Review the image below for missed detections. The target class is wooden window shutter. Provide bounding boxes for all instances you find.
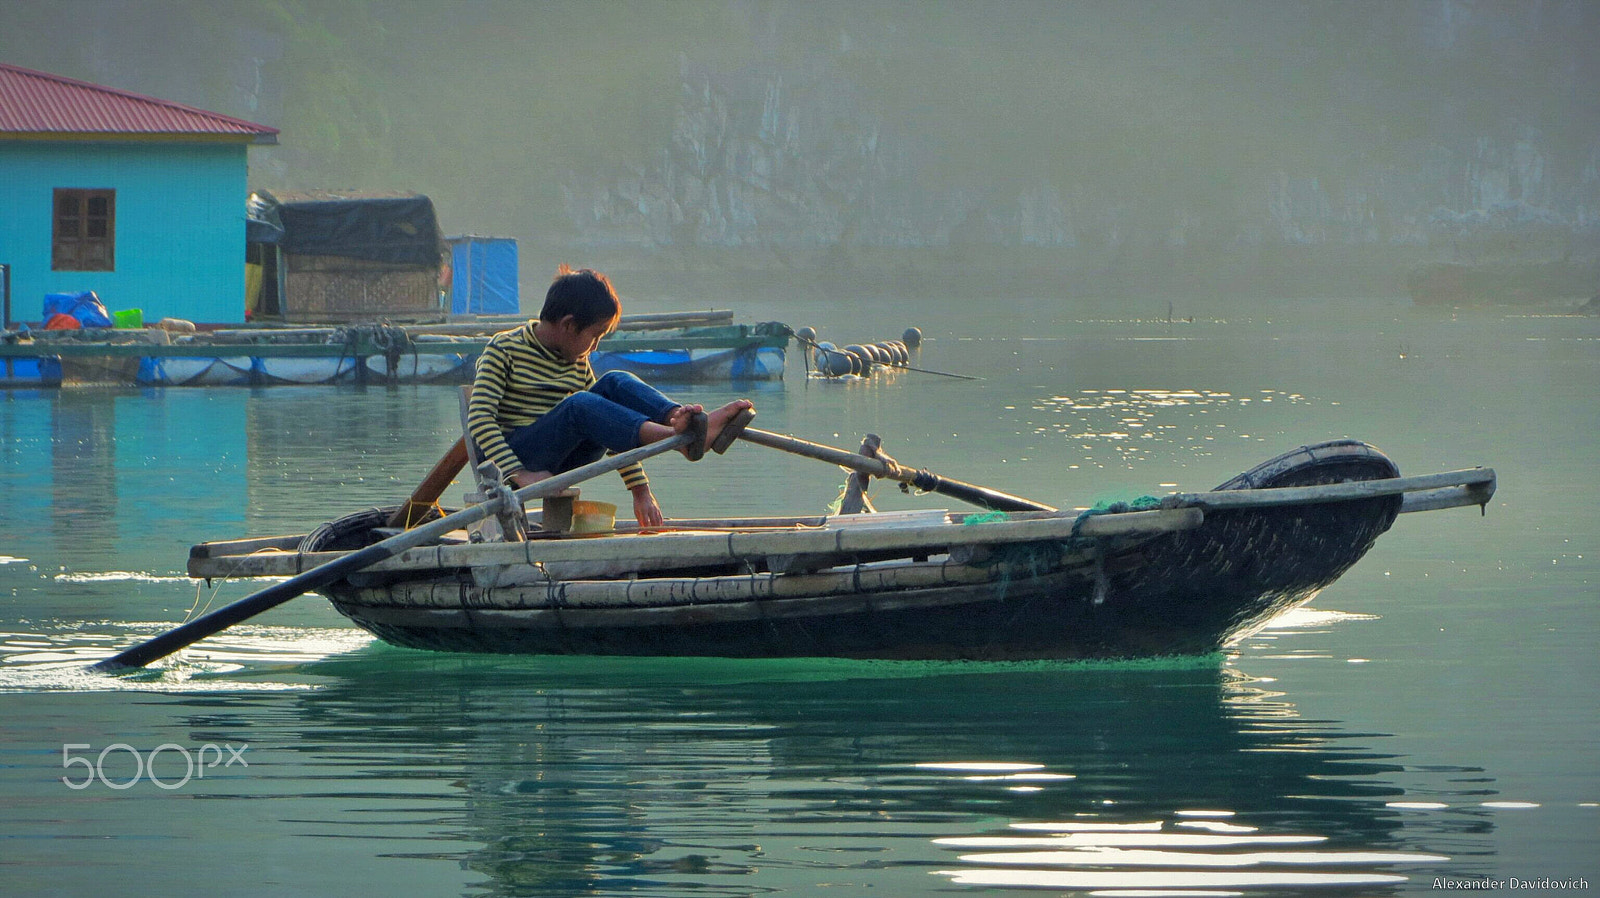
[52,188,115,272]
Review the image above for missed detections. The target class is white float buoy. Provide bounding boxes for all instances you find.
[815,348,854,376]
[843,345,873,373]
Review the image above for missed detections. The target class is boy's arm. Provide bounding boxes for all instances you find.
[466,343,525,482]
[630,482,664,527]
[618,461,648,491]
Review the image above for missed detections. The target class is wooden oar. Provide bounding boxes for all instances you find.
[89,432,694,673]
[387,437,469,528]
[736,427,1056,513]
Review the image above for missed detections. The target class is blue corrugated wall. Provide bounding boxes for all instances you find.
[0,141,248,325]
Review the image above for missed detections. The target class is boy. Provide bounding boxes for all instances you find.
[467,266,755,527]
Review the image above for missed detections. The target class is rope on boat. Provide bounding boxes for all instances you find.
[979,540,1063,603]
[396,500,444,529]
[299,504,448,553]
[1071,496,1163,535]
[954,497,1162,603]
[953,509,1049,601]
[1069,497,1161,605]
[825,483,847,516]
[182,544,314,629]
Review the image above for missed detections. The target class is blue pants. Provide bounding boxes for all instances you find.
[504,371,679,475]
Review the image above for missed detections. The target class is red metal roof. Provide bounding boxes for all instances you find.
[0,63,277,144]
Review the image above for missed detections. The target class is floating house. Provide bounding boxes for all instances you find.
[0,63,278,326]
[246,189,448,322]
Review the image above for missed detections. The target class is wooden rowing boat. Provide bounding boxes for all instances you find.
[186,439,1495,661]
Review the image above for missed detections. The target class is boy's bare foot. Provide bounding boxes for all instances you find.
[660,400,753,460]
[665,403,704,434]
[706,400,756,454]
[509,469,552,489]
[680,411,709,461]
[661,404,710,460]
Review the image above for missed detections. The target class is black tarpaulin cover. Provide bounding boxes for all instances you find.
[248,189,444,266]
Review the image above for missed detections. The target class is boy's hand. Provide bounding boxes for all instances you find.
[631,485,664,528]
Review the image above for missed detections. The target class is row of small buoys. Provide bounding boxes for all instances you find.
[802,327,922,377]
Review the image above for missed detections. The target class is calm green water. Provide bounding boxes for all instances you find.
[2,295,1595,896]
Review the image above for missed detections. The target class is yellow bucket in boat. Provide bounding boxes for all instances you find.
[570,500,617,534]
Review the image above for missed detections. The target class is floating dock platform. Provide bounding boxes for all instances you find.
[0,313,790,388]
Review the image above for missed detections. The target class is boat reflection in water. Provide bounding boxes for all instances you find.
[228,652,1498,897]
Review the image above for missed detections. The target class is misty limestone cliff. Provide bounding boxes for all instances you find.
[11,0,1596,295]
[565,61,1598,264]
[560,60,1074,251]
[1257,131,1600,249]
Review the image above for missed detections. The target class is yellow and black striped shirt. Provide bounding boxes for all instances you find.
[467,322,648,490]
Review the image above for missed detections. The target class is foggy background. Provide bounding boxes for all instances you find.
[4,0,1597,302]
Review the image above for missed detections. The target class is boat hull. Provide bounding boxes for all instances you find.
[318,442,1403,661]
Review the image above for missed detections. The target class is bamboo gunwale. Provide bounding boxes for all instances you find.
[190,507,1203,580]
[1396,483,1496,514]
[1165,467,1494,510]
[187,467,1493,583]
[184,473,1471,568]
[186,515,840,561]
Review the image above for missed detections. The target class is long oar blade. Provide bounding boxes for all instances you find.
[89,538,422,673]
[91,432,692,673]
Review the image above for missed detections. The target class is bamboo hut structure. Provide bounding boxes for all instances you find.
[247,190,446,322]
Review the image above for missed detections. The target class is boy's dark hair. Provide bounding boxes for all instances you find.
[539,265,620,329]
